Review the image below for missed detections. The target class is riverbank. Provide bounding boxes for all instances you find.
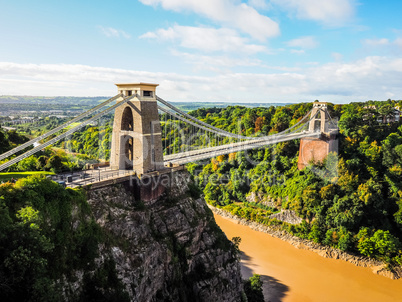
[209,205,402,280]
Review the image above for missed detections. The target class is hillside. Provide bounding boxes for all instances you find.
[0,172,243,301]
[3,98,402,274]
[187,100,402,271]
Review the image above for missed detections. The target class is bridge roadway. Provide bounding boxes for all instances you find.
[52,165,185,188]
[49,167,133,188]
[10,131,319,188]
[163,130,320,165]
[45,131,319,188]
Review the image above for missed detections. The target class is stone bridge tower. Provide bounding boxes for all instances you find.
[110,83,164,175]
[297,102,338,169]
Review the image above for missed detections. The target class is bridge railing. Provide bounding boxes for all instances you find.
[48,167,134,188]
[157,100,324,156]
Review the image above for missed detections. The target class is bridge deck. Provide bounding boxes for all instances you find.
[164,131,320,165]
[51,165,185,189]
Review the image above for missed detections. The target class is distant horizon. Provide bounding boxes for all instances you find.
[0,94,371,105]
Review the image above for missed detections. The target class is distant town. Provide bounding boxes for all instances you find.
[0,95,293,133]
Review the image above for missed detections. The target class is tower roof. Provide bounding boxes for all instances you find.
[115,82,159,89]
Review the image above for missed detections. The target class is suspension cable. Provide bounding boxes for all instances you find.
[158,105,237,139]
[0,93,123,161]
[157,95,256,139]
[0,94,136,172]
[157,95,316,140]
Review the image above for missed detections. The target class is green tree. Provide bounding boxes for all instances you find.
[46,155,63,172]
[271,107,291,132]
[357,228,400,261]
[382,133,402,168]
[231,236,242,258]
[337,226,353,251]
[17,155,38,171]
[244,274,264,302]
[308,222,322,243]
[371,230,400,260]
[356,227,375,257]
[36,155,48,170]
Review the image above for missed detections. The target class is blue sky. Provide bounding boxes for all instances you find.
[1,0,402,103]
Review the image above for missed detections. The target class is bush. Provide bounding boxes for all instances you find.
[244,274,264,302]
[357,228,401,261]
[0,175,127,300]
[187,182,201,199]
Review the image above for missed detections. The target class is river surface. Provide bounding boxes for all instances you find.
[214,213,402,302]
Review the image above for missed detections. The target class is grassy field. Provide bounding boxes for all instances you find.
[0,171,55,182]
[64,122,81,130]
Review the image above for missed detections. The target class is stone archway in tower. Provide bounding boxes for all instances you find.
[120,135,134,170]
[314,110,321,131]
[120,106,134,169]
[121,106,134,131]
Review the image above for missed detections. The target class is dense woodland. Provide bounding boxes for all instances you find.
[0,176,130,301]
[2,99,402,269]
[185,100,402,268]
[0,126,95,175]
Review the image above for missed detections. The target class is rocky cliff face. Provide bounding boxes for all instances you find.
[246,192,301,225]
[67,171,243,301]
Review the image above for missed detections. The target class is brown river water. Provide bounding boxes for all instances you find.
[214,214,402,302]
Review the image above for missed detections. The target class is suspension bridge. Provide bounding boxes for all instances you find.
[0,83,338,184]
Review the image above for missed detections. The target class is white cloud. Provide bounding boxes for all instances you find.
[331,52,343,61]
[98,26,131,39]
[290,49,305,54]
[171,50,301,72]
[395,38,402,47]
[271,0,355,26]
[305,56,402,99]
[138,0,279,41]
[1,57,402,102]
[362,37,402,54]
[286,36,318,49]
[248,0,270,10]
[170,50,263,73]
[363,38,389,46]
[140,25,268,53]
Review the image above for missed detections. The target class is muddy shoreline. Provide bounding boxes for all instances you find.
[209,205,402,279]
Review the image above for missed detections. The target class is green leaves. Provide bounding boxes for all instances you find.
[357,228,401,260]
[191,100,402,264]
[244,274,264,302]
[231,236,241,256]
[382,133,402,168]
[0,174,103,300]
[16,206,40,229]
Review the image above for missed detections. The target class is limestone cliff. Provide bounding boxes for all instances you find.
[64,171,243,301]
